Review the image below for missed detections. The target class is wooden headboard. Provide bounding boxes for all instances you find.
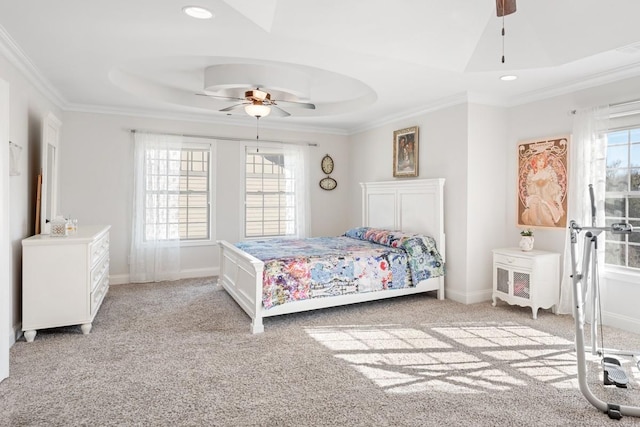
[360,178,446,261]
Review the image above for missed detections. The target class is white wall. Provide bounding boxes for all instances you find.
[58,112,351,282]
[346,103,511,305]
[348,103,483,303]
[1,77,10,380]
[0,53,63,341]
[423,105,472,302]
[466,103,509,303]
[506,75,640,334]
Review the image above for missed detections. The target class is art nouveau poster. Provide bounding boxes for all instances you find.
[517,136,569,229]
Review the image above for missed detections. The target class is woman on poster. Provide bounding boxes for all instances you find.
[521,152,564,226]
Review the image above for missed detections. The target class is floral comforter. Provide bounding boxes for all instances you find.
[235,227,444,309]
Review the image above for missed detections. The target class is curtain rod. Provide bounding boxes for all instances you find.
[570,98,640,115]
[610,98,640,108]
[127,129,317,147]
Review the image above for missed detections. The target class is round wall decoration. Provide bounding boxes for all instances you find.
[319,177,337,191]
[319,154,336,190]
[321,154,334,174]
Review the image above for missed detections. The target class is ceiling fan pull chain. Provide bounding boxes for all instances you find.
[501,7,506,63]
[497,0,517,64]
[256,116,260,153]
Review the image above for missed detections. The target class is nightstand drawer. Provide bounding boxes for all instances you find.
[493,253,532,270]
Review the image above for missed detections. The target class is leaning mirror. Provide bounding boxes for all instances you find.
[40,113,61,234]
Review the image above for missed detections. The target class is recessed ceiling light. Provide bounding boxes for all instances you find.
[183,6,214,19]
[500,75,518,81]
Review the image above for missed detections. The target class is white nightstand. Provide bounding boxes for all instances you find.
[492,248,560,319]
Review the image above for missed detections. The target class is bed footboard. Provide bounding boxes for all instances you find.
[217,240,265,333]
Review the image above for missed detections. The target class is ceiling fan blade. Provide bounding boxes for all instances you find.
[496,0,516,17]
[270,105,291,118]
[271,99,316,110]
[219,103,247,112]
[273,99,316,110]
[196,92,246,102]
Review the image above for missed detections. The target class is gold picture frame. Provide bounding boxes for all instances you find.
[517,135,570,229]
[393,126,419,177]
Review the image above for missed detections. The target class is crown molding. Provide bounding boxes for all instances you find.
[0,25,67,109]
[65,103,351,136]
[506,61,640,107]
[349,92,469,135]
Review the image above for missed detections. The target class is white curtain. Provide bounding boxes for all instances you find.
[557,106,609,314]
[130,132,183,283]
[283,144,310,238]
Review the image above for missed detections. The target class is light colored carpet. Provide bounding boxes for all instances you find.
[2,277,640,426]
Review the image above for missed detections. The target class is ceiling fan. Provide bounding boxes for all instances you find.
[496,0,516,16]
[198,88,316,118]
[496,0,517,63]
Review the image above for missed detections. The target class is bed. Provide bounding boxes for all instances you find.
[217,178,446,333]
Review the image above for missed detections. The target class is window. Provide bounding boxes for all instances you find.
[143,141,214,243]
[243,144,308,239]
[604,127,640,268]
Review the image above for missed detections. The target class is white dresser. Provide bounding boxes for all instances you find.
[22,225,110,342]
[492,247,560,319]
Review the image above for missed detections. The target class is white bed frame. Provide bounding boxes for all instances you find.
[218,178,446,333]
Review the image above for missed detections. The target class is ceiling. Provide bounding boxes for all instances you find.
[2,0,640,134]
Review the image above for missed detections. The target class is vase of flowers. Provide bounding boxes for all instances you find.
[519,229,534,251]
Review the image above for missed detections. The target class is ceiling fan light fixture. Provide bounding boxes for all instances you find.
[245,104,271,118]
[182,6,214,19]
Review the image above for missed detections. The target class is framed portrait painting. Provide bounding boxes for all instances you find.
[393,126,419,177]
[517,135,570,229]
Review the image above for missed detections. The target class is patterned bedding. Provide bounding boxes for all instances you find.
[235,227,444,309]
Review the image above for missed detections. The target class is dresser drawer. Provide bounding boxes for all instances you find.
[90,232,109,267]
[493,253,532,271]
[91,273,109,316]
[90,255,109,292]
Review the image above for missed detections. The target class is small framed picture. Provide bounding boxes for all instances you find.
[393,126,419,177]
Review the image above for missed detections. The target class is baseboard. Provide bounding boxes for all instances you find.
[11,322,22,346]
[446,287,492,305]
[109,267,220,286]
[602,310,640,336]
[181,267,219,279]
[109,273,131,285]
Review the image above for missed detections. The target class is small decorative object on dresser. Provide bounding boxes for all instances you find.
[519,229,534,251]
[49,216,68,237]
[22,225,110,342]
[492,247,560,319]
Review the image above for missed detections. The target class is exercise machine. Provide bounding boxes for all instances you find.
[569,185,640,419]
